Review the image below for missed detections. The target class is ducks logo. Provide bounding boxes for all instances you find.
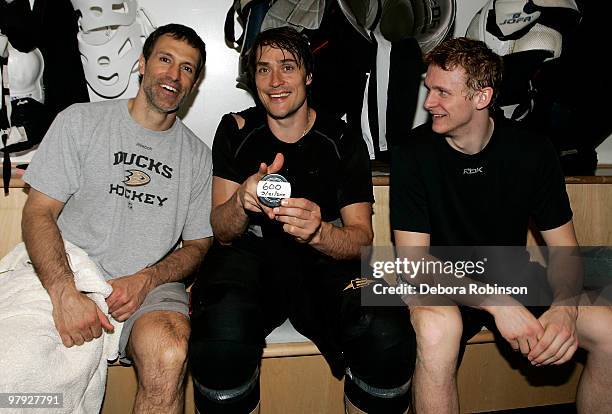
[123,170,151,186]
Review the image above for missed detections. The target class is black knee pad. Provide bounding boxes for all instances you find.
[189,288,264,413]
[342,308,415,413]
[343,308,415,385]
[344,370,411,414]
[192,366,260,414]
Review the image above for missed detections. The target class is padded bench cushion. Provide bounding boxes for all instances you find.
[262,319,495,358]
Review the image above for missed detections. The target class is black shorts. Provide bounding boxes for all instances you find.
[190,233,415,378]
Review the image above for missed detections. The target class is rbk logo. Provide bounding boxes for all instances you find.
[463,167,483,175]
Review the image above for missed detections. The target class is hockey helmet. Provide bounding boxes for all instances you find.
[337,0,456,53]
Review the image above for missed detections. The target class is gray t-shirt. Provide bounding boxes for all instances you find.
[24,99,213,279]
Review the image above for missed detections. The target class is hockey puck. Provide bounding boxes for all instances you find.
[257,173,291,207]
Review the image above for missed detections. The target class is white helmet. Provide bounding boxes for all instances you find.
[70,0,138,32]
[337,0,456,53]
[7,45,45,104]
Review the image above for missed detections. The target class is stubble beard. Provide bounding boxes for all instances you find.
[143,79,184,114]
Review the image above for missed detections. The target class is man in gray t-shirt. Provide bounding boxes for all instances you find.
[20,24,211,413]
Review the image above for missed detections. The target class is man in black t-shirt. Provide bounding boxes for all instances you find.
[188,27,415,414]
[391,38,612,414]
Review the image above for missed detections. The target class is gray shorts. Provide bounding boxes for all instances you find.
[118,282,189,364]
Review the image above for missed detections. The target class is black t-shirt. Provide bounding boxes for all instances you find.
[212,107,374,233]
[390,117,572,246]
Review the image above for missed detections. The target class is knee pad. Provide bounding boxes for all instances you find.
[189,334,261,391]
[343,308,416,384]
[189,289,264,386]
[193,366,260,414]
[189,285,265,414]
[342,308,414,413]
[344,368,411,414]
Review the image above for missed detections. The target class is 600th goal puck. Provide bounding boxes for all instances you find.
[257,174,291,207]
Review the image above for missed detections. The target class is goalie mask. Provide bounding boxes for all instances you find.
[71,0,153,99]
[77,22,143,99]
[71,0,138,32]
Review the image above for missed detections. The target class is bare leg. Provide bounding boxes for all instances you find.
[127,311,190,414]
[575,300,612,414]
[410,305,462,414]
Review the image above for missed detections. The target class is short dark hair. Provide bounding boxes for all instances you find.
[425,37,503,107]
[247,27,313,89]
[142,23,207,78]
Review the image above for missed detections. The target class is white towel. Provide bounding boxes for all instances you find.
[0,241,123,414]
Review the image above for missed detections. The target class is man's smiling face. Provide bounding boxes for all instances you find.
[423,64,480,137]
[254,45,311,120]
[139,34,200,114]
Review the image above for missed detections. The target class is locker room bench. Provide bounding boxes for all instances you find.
[2,176,610,413]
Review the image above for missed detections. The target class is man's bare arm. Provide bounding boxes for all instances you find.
[106,237,212,321]
[22,189,113,346]
[211,153,284,244]
[306,202,373,260]
[210,113,252,243]
[22,188,73,295]
[140,238,212,286]
[210,177,250,244]
[527,220,581,365]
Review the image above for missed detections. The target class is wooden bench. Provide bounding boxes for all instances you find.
[103,321,583,414]
[2,176,610,413]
